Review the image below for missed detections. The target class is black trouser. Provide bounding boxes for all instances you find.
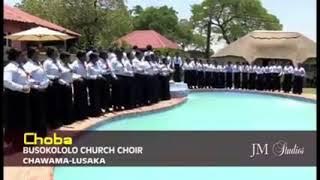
[217,72,225,88]
[293,76,303,94]
[234,72,240,89]
[190,70,197,88]
[101,74,112,111]
[256,74,264,91]
[88,79,102,116]
[184,70,190,87]
[197,71,205,88]
[29,88,47,137]
[122,75,136,109]
[4,89,31,149]
[226,72,233,89]
[249,73,256,90]
[212,72,218,88]
[159,75,171,100]
[73,79,89,120]
[174,64,181,82]
[58,84,74,125]
[46,80,63,128]
[242,72,248,89]
[265,73,272,91]
[205,71,211,88]
[283,74,293,93]
[134,74,144,106]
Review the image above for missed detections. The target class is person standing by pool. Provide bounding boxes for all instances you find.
[282,62,294,93]
[172,52,183,82]
[87,52,104,116]
[233,62,241,89]
[57,52,79,125]
[264,63,272,91]
[211,61,218,89]
[216,63,225,89]
[202,60,210,89]
[274,62,283,92]
[208,61,214,89]
[182,57,192,88]
[255,65,264,91]
[241,62,249,90]
[225,61,233,89]
[150,53,161,104]
[248,63,257,90]
[142,54,154,105]
[159,57,173,100]
[3,48,31,148]
[43,47,63,128]
[292,63,306,94]
[70,50,89,120]
[132,50,144,107]
[97,51,112,112]
[188,58,196,89]
[122,51,136,109]
[23,47,49,137]
[196,59,205,89]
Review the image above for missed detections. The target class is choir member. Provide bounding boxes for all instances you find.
[203,60,211,89]
[208,61,215,88]
[150,53,161,103]
[57,52,79,125]
[3,48,31,148]
[225,61,233,89]
[248,64,257,90]
[87,52,104,116]
[159,57,172,100]
[233,62,241,89]
[142,54,154,105]
[256,65,264,91]
[282,62,294,93]
[189,58,197,89]
[122,51,136,109]
[70,51,89,120]
[132,50,145,107]
[293,63,306,94]
[241,62,249,89]
[43,47,63,128]
[173,52,183,82]
[23,47,49,136]
[183,58,192,88]
[196,59,205,89]
[264,64,272,91]
[217,63,225,89]
[274,62,283,92]
[212,61,218,88]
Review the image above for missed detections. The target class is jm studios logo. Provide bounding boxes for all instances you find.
[249,140,304,158]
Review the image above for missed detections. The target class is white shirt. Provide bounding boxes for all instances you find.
[70,59,87,78]
[110,57,126,76]
[122,58,134,77]
[173,57,183,67]
[141,60,153,75]
[132,58,144,74]
[196,62,204,71]
[217,65,224,72]
[275,65,283,74]
[256,66,264,74]
[232,64,240,73]
[264,66,271,74]
[182,62,191,70]
[283,65,294,74]
[23,59,50,90]
[159,63,173,76]
[225,65,233,72]
[97,58,110,75]
[58,60,80,85]
[4,61,30,92]
[150,61,160,75]
[43,58,61,80]
[294,67,306,77]
[87,61,102,80]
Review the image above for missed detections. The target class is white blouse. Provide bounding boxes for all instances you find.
[23,59,50,89]
[4,61,30,92]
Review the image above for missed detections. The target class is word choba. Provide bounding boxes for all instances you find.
[24,132,73,146]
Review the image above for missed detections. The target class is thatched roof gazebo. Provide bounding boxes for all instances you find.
[212,31,316,66]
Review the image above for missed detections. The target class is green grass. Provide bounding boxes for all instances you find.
[303,88,316,94]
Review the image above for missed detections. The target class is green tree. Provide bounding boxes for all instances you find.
[17,0,133,49]
[191,0,282,58]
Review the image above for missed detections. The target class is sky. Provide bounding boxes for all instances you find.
[5,0,317,45]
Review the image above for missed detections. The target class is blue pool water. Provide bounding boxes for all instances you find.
[55,92,316,180]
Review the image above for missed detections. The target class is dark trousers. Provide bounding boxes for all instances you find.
[256,74,264,90]
[46,80,63,128]
[190,70,197,88]
[4,89,31,148]
[241,72,248,89]
[134,74,144,106]
[265,73,272,90]
[205,71,211,88]
[283,74,293,93]
[226,72,233,88]
[58,84,74,125]
[73,80,89,120]
[88,79,102,116]
[293,76,303,94]
[249,73,256,90]
[173,64,181,82]
[217,72,225,88]
[184,70,190,87]
[100,75,112,111]
[29,89,47,137]
[160,75,171,100]
[234,72,240,89]
[112,75,125,110]
[123,75,136,109]
[197,71,205,88]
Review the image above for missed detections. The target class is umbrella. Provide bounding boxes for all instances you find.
[5,26,75,41]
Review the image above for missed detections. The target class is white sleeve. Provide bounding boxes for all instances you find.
[43,61,59,80]
[3,69,24,92]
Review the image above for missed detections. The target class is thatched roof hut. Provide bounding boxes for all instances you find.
[212,31,316,65]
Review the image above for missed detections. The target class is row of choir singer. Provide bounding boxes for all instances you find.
[3,46,172,148]
[181,60,306,94]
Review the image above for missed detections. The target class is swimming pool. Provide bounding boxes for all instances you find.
[55,92,316,180]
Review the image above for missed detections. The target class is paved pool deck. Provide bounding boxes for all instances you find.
[3,90,316,180]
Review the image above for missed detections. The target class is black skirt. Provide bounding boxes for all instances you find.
[29,88,47,137]
[256,74,264,90]
[4,89,31,147]
[283,74,293,93]
[88,79,102,116]
[122,75,136,109]
[100,75,112,111]
[234,72,240,89]
[293,76,304,94]
[73,79,89,120]
[174,64,182,82]
[134,74,144,106]
[226,72,233,88]
[58,84,74,125]
[241,72,248,89]
[205,71,211,88]
[249,73,256,90]
[197,71,205,88]
[46,80,63,129]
